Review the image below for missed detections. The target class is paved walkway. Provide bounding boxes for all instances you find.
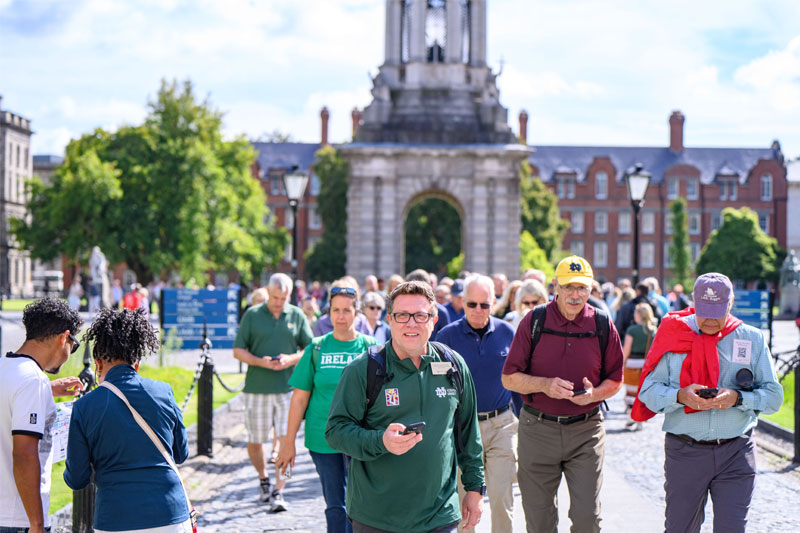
[178,389,800,532]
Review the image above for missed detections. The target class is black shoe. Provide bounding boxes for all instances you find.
[259,478,272,503]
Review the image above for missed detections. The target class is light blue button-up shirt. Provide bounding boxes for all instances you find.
[638,316,783,441]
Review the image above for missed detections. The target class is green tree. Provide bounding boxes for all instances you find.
[668,197,692,288]
[520,230,555,280]
[13,79,287,284]
[695,207,785,284]
[521,161,569,261]
[404,198,461,275]
[304,146,349,281]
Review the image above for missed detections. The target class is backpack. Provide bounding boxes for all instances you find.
[527,304,611,402]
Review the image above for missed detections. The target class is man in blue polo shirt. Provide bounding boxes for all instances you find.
[437,274,517,533]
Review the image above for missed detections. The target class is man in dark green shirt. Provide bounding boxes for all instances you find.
[326,281,485,533]
[233,273,313,511]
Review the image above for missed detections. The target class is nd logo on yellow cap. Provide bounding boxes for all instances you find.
[555,255,593,286]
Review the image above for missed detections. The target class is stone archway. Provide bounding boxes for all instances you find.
[341,143,530,280]
[402,191,464,275]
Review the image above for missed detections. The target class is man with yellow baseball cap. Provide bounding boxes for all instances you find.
[502,255,624,532]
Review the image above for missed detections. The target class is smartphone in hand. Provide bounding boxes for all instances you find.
[402,422,426,435]
[573,389,588,396]
[697,388,719,399]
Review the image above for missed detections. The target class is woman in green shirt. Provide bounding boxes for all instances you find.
[622,302,657,430]
[276,281,377,533]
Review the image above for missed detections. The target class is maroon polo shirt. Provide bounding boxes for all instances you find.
[502,299,623,416]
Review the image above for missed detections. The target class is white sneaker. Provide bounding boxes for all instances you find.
[259,479,272,503]
[270,490,288,513]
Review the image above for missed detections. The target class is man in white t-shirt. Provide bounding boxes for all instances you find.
[0,298,84,533]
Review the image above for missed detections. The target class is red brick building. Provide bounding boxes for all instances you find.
[526,110,788,285]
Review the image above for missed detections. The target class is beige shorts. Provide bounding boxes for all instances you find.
[243,392,291,443]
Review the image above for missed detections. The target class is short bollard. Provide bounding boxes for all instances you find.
[197,354,214,457]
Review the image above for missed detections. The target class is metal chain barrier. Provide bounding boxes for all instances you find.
[181,352,206,413]
[213,367,245,393]
[773,347,800,381]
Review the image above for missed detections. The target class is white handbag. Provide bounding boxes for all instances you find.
[99,381,198,531]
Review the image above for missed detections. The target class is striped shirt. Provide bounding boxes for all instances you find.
[638,315,783,441]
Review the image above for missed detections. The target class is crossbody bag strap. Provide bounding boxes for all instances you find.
[99,381,193,513]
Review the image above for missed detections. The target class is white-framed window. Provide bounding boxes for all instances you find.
[711,212,722,230]
[642,211,655,234]
[689,212,701,235]
[570,240,584,257]
[572,211,584,234]
[567,179,575,199]
[593,241,608,267]
[665,212,674,235]
[687,179,698,200]
[595,211,608,234]
[641,242,655,268]
[720,179,737,200]
[667,178,678,200]
[759,214,769,233]
[270,172,284,196]
[617,241,631,268]
[595,171,608,199]
[618,212,631,234]
[663,243,672,268]
[690,242,701,264]
[310,174,322,195]
[309,205,322,230]
[557,177,576,199]
[760,174,772,201]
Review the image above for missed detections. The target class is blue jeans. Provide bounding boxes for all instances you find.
[0,528,51,533]
[309,450,352,533]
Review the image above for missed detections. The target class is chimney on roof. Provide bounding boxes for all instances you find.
[320,106,330,146]
[351,107,362,138]
[518,110,529,145]
[669,110,684,153]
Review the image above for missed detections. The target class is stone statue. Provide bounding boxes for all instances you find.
[370,71,390,102]
[89,246,111,312]
[778,250,800,317]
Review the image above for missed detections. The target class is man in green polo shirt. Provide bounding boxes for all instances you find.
[326,281,485,533]
[234,273,313,511]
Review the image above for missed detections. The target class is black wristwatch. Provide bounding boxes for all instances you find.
[470,484,487,496]
[735,390,743,407]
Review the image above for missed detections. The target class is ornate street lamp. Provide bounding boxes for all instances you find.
[283,169,309,282]
[626,164,651,285]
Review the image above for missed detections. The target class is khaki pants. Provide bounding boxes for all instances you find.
[517,409,605,533]
[458,408,518,533]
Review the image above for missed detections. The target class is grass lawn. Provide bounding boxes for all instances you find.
[46,352,244,514]
[763,371,795,430]
[2,298,39,311]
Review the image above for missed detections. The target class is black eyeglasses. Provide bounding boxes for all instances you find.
[520,299,540,307]
[466,301,491,310]
[391,312,434,324]
[68,333,81,355]
[330,287,357,297]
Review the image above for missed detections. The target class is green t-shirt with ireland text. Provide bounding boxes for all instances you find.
[289,332,377,454]
[235,303,313,394]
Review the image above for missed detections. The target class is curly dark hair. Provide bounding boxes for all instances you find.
[23,297,84,342]
[84,307,160,364]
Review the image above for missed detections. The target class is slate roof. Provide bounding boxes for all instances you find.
[252,142,322,175]
[529,145,781,185]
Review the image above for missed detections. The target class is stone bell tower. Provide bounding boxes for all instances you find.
[343,0,528,279]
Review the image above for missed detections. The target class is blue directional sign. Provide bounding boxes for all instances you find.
[731,289,770,330]
[161,288,241,349]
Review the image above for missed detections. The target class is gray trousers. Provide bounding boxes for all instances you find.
[517,410,605,533]
[664,433,756,533]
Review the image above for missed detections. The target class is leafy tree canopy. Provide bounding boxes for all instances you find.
[520,230,555,280]
[304,146,348,281]
[695,207,785,284]
[521,162,569,262]
[13,79,287,284]
[404,197,462,276]
[668,197,693,289]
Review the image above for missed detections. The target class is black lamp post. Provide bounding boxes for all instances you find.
[626,164,651,286]
[283,170,309,282]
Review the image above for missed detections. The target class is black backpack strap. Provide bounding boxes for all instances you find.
[594,308,610,380]
[526,305,548,402]
[364,344,394,423]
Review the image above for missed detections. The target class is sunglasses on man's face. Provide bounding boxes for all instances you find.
[68,333,81,355]
[466,301,491,310]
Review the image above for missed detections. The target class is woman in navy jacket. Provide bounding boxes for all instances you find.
[65,308,190,532]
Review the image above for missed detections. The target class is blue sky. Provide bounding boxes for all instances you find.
[2,0,799,159]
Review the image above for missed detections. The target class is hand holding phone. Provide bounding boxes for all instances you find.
[697,388,719,399]
[572,389,588,396]
[401,422,426,435]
